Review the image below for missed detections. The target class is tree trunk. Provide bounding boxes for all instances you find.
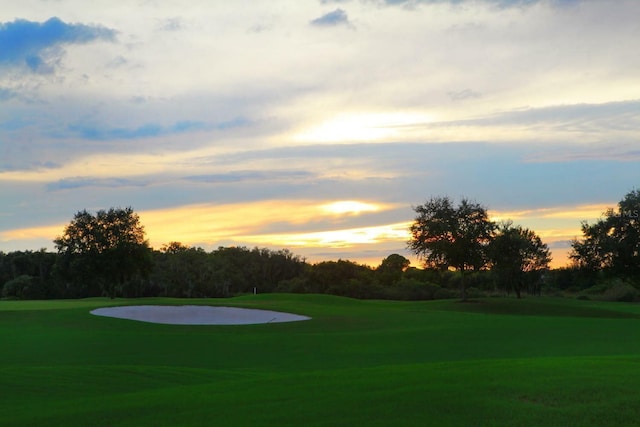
[460,269,467,301]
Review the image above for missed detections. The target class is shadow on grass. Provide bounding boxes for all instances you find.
[446,297,640,319]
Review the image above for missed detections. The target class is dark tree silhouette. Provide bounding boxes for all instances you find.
[408,196,494,300]
[54,207,152,298]
[489,221,551,298]
[571,189,640,276]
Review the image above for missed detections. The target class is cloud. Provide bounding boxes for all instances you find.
[158,17,184,32]
[448,89,482,101]
[0,160,59,173]
[310,9,352,27]
[185,170,314,184]
[484,100,640,129]
[378,0,578,7]
[46,177,149,191]
[65,119,247,141]
[0,17,115,73]
[427,100,640,141]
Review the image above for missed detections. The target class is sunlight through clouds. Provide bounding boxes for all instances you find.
[139,199,401,249]
[293,112,434,143]
[320,200,380,215]
[241,222,411,249]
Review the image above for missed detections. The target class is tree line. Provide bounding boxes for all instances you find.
[1,190,639,301]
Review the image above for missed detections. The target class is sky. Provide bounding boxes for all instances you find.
[1,0,639,269]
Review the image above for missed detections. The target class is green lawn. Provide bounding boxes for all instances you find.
[2,295,640,426]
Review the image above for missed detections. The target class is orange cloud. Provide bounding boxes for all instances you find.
[0,224,63,242]
[139,199,400,249]
[240,222,412,248]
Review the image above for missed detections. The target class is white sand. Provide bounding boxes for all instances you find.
[90,305,311,325]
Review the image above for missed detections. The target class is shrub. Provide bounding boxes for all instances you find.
[600,279,640,302]
[2,275,43,299]
[576,278,640,302]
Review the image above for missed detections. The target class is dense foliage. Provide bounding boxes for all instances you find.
[53,207,153,298]
[408,196,549,300]
[2,190,640,301]
[571,189,640,276]
[489,221,552,298]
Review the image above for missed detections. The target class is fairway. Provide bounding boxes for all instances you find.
[2,295,640,426]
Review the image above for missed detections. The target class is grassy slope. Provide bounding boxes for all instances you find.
[1,295,640,426]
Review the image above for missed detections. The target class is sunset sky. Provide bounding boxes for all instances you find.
[1,0,639,269]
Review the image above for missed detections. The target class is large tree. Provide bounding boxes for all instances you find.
[54,207,152,298]
[489,221,551,298]
[571,189,640,276]
[408,196,495,300]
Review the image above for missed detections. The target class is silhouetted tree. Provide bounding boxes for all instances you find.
[489,221,551,298]
[571,189,640,276]
[408,196,495,300]
[152,243,215,297]
[54,207,152,298]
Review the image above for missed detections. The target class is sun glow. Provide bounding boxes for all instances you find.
[241,222,412,249]
[139,199,397,248]
[294,112,433,143]
[320,201,380,215]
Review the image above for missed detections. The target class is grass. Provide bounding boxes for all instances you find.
[2,294,640,426]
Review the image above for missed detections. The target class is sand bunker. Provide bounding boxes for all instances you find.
[90,305,311,325]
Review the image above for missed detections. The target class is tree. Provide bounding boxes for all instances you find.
[489,221,551,298]
[408,196,495,300]
[571,189,640,276]
[54,207,152,298]
[152,243,216,298]
[377,254,411,286]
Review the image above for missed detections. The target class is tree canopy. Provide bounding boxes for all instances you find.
[571,189,640,276]
[489,221,551,298]
[408,196,495,299]
[54,207,152,298]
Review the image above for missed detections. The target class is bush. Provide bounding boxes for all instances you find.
[601,280,640,302]
[2,275,44,299]
[580,278,640,302]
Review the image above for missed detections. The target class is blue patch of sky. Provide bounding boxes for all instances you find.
[46,177,148,191]
[0,88,16,101]
[0,160,59,173]
[310,9,350,26]
[0,17,115,72]
[66,118,246,141]
[0,116,34,131]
